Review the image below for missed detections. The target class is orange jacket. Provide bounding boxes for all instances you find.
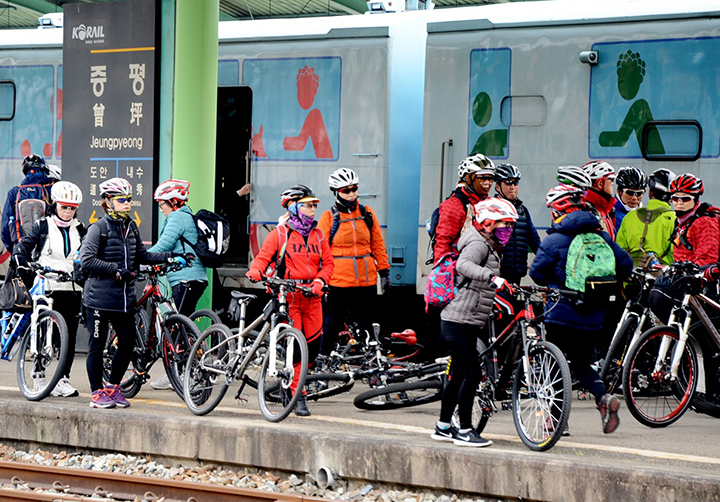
[249,224,334,284]
[318,204,390,288]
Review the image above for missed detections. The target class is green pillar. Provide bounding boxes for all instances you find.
[172,0,219,309]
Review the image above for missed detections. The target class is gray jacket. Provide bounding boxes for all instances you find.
[440,227,500,327]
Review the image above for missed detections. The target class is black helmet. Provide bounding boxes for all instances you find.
[615,166,648,191]
[21,154,47,175]
[648,168,676,202]
[494,163,522,182]
[280,184,319,208]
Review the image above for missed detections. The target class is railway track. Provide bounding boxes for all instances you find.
[0,460,330,502]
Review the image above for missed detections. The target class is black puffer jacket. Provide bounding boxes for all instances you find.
[499,197,541,281]
[80,216,172,312]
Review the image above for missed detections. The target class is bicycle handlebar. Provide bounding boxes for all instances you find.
[260,276,324,298]
[513,284,580,299]
[137,257,188,278]
[28,263,73,282]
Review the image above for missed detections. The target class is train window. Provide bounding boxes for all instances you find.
[0,80,15,121]
[499,96,546,127]
[641,120,702,161]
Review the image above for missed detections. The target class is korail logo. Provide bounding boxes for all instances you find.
[71,24,105,43]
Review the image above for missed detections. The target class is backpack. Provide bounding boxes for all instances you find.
[425,189,472,265]
[12,183,50,245]
[565,232,617,309]
[179,209,230,268]
[424,250,486,312]
[328,204,374,246]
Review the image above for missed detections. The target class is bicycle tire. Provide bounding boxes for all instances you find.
[189,308,221,334]
[258,326,308,422]
[353,379,443,410]
[16,310,69,401]
[183,323,235,415]
[103,309,150,399]
[512,340,572,452]
[600,316,638,395]
[622,326,697,428]
[162,314,202,400]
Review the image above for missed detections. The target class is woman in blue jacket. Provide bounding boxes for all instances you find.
[530,185,633,435]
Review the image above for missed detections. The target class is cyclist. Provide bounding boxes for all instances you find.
[11,181,85,398]
[530,185,633,434]
[147,179,205,390]
[245,184,334,417]
[670,173,720,267]
[582,160,617,239]
[80,178,183,409]
[318,168,391,357]
[614,166,648,229]
[431,197,517,448]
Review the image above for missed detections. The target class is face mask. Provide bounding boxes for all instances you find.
[494,226,514,246]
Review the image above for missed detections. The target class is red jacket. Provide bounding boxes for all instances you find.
[585,189,616,240]
[674,205,719,266]
[433,186,482,266]
[249,224,334,284]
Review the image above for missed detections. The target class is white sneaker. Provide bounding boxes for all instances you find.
[32,372,47,392]
[52,377,79,397]
[150,374,172,390]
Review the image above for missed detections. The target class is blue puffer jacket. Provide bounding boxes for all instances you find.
[149,206,207,286]
[499,197,541,281]
[529,210,633,331]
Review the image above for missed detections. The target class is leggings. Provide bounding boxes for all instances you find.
[51,291,82,379]
[171,280,208,317]
[287,292,322,393]
[85,308,136,392]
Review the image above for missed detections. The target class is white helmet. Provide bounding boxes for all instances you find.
[46,164,62,181]
[154,179,190,202]
[458,154,495,178]
[51,181,82,206]
[556,165,591,189]
[328,168,359,190]
[474,197,518,224]
[582,160,615,181]
[99,177,132,198]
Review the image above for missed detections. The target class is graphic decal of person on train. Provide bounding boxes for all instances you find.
[468,48,510,158]
[470,91,507,157]
[599,50,665,154]
[283,66,334,159]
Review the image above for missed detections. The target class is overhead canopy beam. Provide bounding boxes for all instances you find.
[330,0,368,14]
[7,0,62,15]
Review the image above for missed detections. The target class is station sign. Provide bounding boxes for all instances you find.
[62,0,157,240]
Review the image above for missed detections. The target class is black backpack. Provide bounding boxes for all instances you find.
[180,209,230,268]
[328,204,374,246]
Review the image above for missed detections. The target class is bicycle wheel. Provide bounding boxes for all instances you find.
[257,326,308,422]
[103,309,150,399]
[162,314,202,400]
[183,323,235,415]
[512,341,572,452]
[353,379,443,410]
[622,326,697,428]
[189,308,221,334]
[600,316,638,394]
[17,310,69,401]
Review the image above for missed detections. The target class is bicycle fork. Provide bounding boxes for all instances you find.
[660,297,693,380]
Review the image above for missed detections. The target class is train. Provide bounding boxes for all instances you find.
[0,0,719,322]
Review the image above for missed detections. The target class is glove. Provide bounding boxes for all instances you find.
[379,269,391,295]
[170,253,195,266]
[490,275,514,295]
[703,264,720,283]
[12,254,27,269]
[311,278,325,297]
[116,268,135,282]
[246,268,262,283]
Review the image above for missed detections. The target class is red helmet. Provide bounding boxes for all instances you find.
[670,173,703,196]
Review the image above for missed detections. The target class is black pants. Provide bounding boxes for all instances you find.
[320,285,376,356]
[438,320,484,430]
[171,280,208,317]
[85,308,135,392]
[51,291,82,378]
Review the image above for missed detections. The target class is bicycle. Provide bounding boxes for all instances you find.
[0,263,70,401]
[182,277,310,422]
[102,258,214,399]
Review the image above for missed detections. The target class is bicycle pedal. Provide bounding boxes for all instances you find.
[235,394,249,407]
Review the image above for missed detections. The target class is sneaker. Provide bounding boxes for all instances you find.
[598,393,621,434]
[150,374,172,390]
[430,425,459,442]
[294,394,311,417]
[90,389,116,409]
[52,377,79,397]
[32,372,47,392]
[104,383,131,408]
[454,429,492,447]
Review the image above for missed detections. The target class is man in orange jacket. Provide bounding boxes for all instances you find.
[318,168,391,356]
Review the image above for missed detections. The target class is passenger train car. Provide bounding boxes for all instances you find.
[0,0,718,316]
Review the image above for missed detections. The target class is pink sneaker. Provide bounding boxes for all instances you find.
[90,389,116,409]
[104,383,131,408]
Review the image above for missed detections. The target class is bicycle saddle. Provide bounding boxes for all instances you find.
[391,329,417,345]
[231,291,257,302]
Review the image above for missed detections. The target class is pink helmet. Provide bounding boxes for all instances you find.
[154,179,190,202]
[474,197,518,224]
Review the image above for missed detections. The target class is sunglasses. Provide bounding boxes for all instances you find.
[476,175,495,181]
[113,197,132,204]
[339,186,359,194]
[58,204,77,211]
[302,202,318,208]
[670,195,694,203]
[623,189,644,198]
[502,179,520,186]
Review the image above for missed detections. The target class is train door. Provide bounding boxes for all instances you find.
[215,86,252,266]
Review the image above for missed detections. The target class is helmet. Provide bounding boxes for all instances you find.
[99,177,133,199]
[474,197,518,224]
[46,164,62,181]
[494,163,522,182]
[51,181,83,206]
[328,168,359,190]
[582,160,615,181]
[21,154,47,175]
[556,166,591,189]
[458,154,495,178]
[670,173,703,196]
[648,168,676,201]
[615,166,648,191]
[280,184,319,208]
[154,179,190,202]
[546,185,585,213]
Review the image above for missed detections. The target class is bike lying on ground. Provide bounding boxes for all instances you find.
[1,263,70,401]
[183,277,310,422]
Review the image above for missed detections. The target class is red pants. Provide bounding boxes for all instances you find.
[287,292,322,393]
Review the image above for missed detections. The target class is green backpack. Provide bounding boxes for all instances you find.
[565,233,617,308]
